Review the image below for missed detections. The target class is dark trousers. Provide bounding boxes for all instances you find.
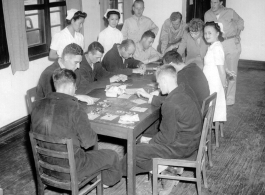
[77,149,122,186]
[122,143,179,176]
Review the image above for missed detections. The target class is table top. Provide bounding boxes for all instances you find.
[83,69,160,138]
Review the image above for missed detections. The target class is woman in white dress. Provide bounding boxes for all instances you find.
[98,9,123,58]
[203,21,226,122]
[49,9,87,60]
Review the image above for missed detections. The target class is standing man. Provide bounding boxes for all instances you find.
[159,12,186,55]
[133,30,162,64]
[121,0,159,43]
[204,0,244,105]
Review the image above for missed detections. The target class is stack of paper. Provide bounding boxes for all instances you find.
[118,114,140,124]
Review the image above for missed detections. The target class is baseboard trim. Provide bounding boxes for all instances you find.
[239,59,265,70]
[0,116,30,142]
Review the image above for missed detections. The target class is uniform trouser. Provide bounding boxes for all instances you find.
[121,143,183,176]
[222,39,241,104]
[77,149,122,186]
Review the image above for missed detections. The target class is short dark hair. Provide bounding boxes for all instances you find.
[107,10,120,19]
[141,30,155,40]
[163,49,183,65]
[156,64,177,81]
[53,68,76,89]
[61,43,83,58]
[66,11,87,25]
[120,39,135,50]
[170,12,182,21]
[204,21,224,42]
[87,41,104,54]
[189,18,204,32]
[133,0,144,7]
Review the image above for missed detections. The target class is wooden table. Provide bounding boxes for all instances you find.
[86,72,160,195]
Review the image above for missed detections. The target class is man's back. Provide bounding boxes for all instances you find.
[177,63,210,107]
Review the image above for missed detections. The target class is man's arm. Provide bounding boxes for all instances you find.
[177,31,188,56]
[233,9,244,35]
[150,20,159,35]
[121,19,129,40]
[160,22,170,54]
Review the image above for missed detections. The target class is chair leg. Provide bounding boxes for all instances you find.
[207,129,213,167]
[152,162,158,195]
[97,173,103,195]
[220,122,224,137]
[37,176,45,195]
[215,122,220,147]
[202,161,208,188]
[196,167,202,195]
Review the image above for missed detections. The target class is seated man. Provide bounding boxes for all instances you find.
[133,30,162,64]
[79,41,127,92]
[176,18,208,69]
[31,69,122,187]
[102,39,146,75]
[159,12,186,54]
[122,65,202,195]
[163,50,210,107]
[36,43,95,104]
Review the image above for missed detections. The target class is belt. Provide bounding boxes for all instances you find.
[223,35,237,40]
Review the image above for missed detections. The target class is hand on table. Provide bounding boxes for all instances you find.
[140,136,152,144]
[75,95,95,105]
[110,75,120,83]
[136,88,152,99]
[118,74,128,82]
[133,67,146,75]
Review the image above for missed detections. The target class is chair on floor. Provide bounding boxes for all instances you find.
[29,132,103,195]
[201,92,217,167]
[152,105,214,195]
[26,87,37,114]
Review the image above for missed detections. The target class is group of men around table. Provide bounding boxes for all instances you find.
[31,0,244,194]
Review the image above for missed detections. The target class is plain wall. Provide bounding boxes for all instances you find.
[143,0,185,48]
[226,0,265,61]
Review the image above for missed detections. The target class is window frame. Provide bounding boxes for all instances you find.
[24,0,66,61]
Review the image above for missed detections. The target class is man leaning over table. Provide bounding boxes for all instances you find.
[31,69,122,188]
[204,0,244,105]
[79,41,127,92]
[102,39,146,76]
[121,65,202,195]
[36,43,96,105]
[159,12,186,55]
[133,30,162,64]
[121,0,159,44]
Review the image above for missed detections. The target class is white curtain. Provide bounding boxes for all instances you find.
[2,0,29,74]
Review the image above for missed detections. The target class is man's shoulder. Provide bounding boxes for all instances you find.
[162,18,171,27]
[41,62,60,78]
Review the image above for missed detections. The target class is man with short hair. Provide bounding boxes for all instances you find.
[122,65,202,195]
[78,41,127,92]
[133,30,161,64]
[121,0,158,43]
[159,12,186,54]
[163,50,210,107]
[36,43,95,104]
[204,0,244,105]
[32,69,122,187]
[102,39,146,75]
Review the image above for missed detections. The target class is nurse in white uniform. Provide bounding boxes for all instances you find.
[49,9,87,60]
[98,9,123,57]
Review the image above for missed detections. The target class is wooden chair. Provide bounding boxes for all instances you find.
[29,132,103,195]
[26,87,37,114]
[152,106,214,195]
[201,92,217,167]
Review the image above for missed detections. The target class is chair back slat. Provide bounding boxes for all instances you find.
[36,146,68,159]
[32,132,68,144]
[40,174,71,190]
[196,106,213,162]
[39,160,70,173]
[201,92,217,118]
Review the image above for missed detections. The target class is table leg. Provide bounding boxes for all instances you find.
[127,129,136,195]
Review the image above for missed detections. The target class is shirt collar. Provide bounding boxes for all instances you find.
[132,15,143,21]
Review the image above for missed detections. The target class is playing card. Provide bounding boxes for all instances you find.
[118,94,131,99]
[131,99,147,105]
[101,114,119,121]
[130,107,148,112]
[87,113,100,120]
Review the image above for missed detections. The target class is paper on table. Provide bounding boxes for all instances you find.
[125,88,144,95]
[118,94,131,99]
[118,114,140,124]
[101,114,119,121]
[87,113,100,120]
[131,99,147,105]
[130,107,148,112]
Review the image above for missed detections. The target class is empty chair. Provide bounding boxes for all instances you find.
[29,132,103,195]
[152,106,214,195]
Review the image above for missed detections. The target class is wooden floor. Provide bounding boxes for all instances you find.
[1,66,265,195]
